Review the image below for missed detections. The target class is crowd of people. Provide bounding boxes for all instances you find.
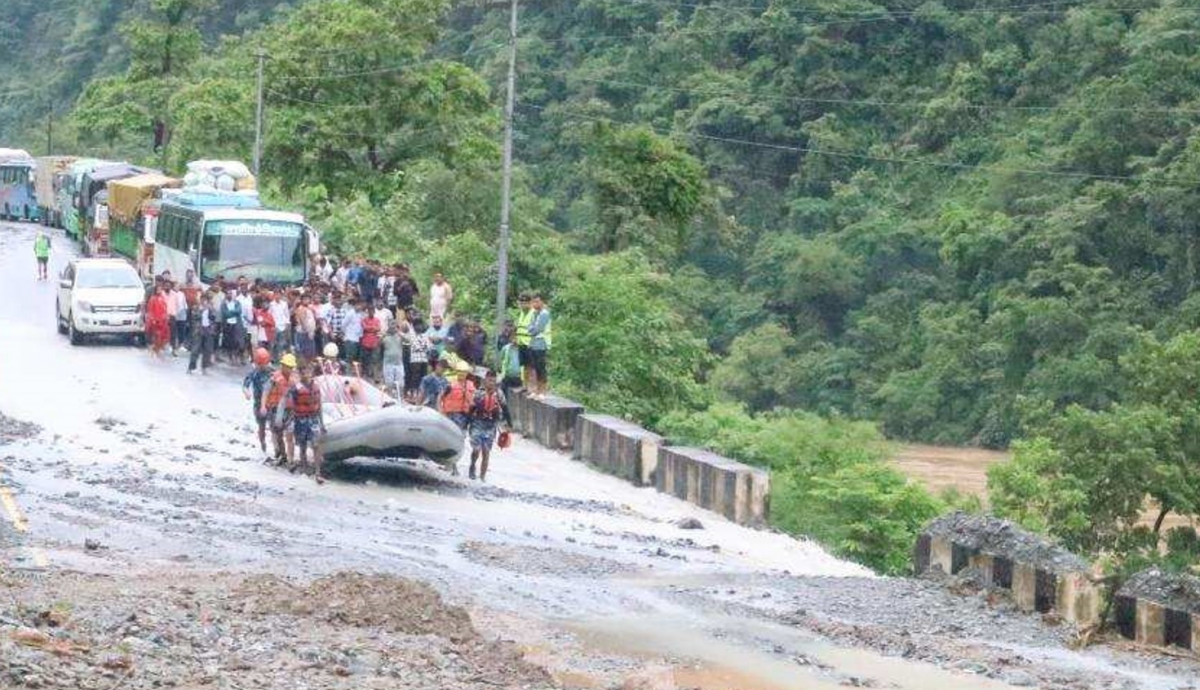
[140,256,552,484]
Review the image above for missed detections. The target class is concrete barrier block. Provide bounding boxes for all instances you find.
[1164,608,1192,651]
[652,446,769,526]
[637,433,660,487]
[1115,595,1137,640]
[969,554,995,588]
[1056,571,1103,628]
[526,394,584,450]
[509,390,535,436]
[574,413,621,462]
[928,535,953,575]
[744,465,770,525]
[684,455,701,505]
[1013,562,1037,613]
[1136,600,1166,647]
[1117,568,1200,653]
[913,534,932,575]
[574,415,663,487]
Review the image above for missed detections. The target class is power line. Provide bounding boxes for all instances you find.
[517,101,1200,187]
[264,88,389,110]
[269,42,509,83]
[535,70,1200,116]
[264,80,491,110]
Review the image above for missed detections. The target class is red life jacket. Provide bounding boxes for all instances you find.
[265,371,290,408]
[441,381,475,414]
[474,392,501,419]
[291,383,321,417]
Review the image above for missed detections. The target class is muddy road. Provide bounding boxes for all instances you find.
[0,221,1197,689]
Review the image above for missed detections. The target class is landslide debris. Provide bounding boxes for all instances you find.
[0,569,558,689]
[0,412,39,444]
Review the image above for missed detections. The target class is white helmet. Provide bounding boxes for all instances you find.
[323,343,339,358]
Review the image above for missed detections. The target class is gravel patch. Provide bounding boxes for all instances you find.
[458,541,636,578]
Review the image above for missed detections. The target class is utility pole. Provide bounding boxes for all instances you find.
[495,0,519,348]
[45,114,52,156]
[253,50,266,177]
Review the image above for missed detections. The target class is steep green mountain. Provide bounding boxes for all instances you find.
[0,0,292,147]
[442,0,1200,449]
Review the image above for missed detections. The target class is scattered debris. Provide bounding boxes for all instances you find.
[675,517,704,530]
[0,412,40,444]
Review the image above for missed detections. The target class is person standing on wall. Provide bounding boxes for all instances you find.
[515,293,534,389]
[527,293,552,399]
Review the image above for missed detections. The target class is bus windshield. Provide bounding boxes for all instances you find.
[200,219,306,284]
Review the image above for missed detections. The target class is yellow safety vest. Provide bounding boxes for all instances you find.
[516,308,534,346]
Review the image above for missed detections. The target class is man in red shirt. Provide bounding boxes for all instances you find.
[360,307,382,382]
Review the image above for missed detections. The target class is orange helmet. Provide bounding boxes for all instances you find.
[253,347,271,366]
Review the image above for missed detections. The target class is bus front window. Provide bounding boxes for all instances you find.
[200,220,306,284]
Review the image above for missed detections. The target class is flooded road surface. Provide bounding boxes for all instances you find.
[1,221,1198,689]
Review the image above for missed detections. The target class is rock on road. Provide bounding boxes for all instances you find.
[0,221,1197,690]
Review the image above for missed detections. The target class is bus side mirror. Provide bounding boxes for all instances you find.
[306,227,320,256]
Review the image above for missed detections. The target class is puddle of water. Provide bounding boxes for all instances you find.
[565,614,1015,690]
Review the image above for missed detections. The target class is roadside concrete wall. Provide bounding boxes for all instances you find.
[573,413,662,486]
[1114,569,1200,653]
[508,391,584,451]
[655,446,769,526]
[510,390,770,526]
[914,513,1103,629]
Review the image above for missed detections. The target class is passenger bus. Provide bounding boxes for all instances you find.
[0,149,38,222]
[57,159,112,239]
[148,191,318,286]
[34,156,76,227]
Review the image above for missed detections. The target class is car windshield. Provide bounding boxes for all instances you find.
[75,266,142,289]
[200,220,306,284]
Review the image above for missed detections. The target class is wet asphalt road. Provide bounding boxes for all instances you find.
[1,221,1198,690]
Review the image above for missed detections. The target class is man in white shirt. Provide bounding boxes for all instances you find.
[167,282,189,356]
[429,272,453,319]
[373,298,393,335]
[236,285,254,359]
[317,256,334,283]
[269,291,292,360]
[333,260,350,293]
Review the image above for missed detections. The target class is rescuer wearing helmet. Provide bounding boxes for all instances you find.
[242,347,275,454]
[261,352,298,465]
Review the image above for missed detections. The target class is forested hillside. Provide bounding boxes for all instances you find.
[446,0,1200,450]
[0,0,292,145]
[5,0,1200,572]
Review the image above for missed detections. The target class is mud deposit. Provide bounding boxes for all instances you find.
[0,570,556,689]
